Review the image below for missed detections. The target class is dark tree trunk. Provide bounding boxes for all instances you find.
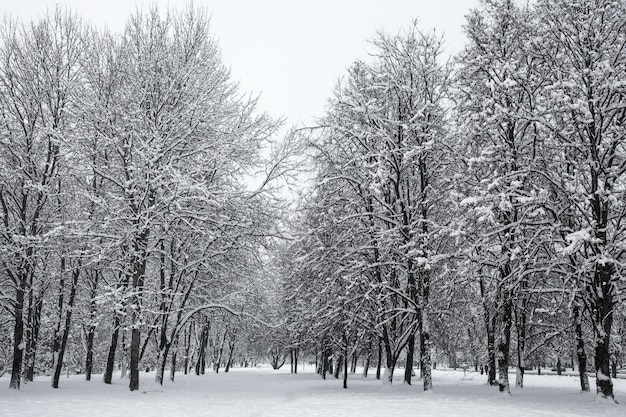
[404,333,415,385]
[215,330,228,373]
[224,338,236,373]
[343,345,348,389]
[104,315,120,384]
[129,239,148,392]
[156,336,170,385]
[515,292,527,388]
[322,346,331,380]
[195,322,208,375]
[156,244,169,385]
[376,337,382,380]
[52,266,80,389]
[592,262,615,400]
[294,347,298,374]
[480,277,496,386]
[183,323,192,375]
[497,289,513,394]
[129,327,141,390]
[9,272,27,390]
[170,340,178,382]
[25,288,43,382]
[51,258,66,382]
[85,270,99,381]
[557,358,562,376]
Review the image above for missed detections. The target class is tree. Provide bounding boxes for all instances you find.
[0,8,86,389]
[456,0,548,393]
[534,0,626,400]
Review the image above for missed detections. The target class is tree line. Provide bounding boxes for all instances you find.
[0,5,293,391]
[277,0,626,400]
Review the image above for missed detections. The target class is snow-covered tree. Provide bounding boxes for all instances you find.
[533,0,626,400]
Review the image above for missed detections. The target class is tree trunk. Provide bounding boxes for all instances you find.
[129,327,141,391]
[384,345,396,384]
[294,347,298,374]
[224,339,236,373]
[363,336,372,378]
[24,289,43,382]
[9,273,27,390]
[51,258,66,382]
[104,272,128,384]
[334,355,341,379]
[592,263,615,400]
[376,337,382,380]
[85,271,99,381]
[343,347,348,389]
[104,315,120,384]
[497,290,513,394]
[183,324,192,375]
[170,339,178,382]
[196,322,208,375]
[215,329,228,374]
[129,245,147,391]
[515,307,526,388]
[52,267,80,389]
[480,277,496,386]
[404,333,415,385]
[156,245,170,385]
[420,311,432,391]
[156,339,170,385]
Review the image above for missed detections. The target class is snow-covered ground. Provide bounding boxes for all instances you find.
[1,366,625,416]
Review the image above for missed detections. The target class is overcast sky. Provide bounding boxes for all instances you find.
[4,0,480,126]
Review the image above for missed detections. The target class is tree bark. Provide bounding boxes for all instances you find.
[52,267,80,389]
[85,270,99,381]
[24,288,43,382]
[420,311,433,391]
[497,288,513,394]
[376,337,382,380]
[480,276,496,386]
[170,338,178,382]
[404,333,415,385]
[104,272,128,384]
[104,314,120,384]
[515,307,526,388]
[129,235,148,392]
[343,346,348,389]
[363,336,372,378]
[294,347,299,374]
[9,272,28,390]
[593,264,614,399]
[51,258,66,382]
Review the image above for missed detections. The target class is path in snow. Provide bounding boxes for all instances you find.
[1,367,625,417]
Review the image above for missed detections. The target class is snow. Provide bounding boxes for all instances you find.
[2,367,625,416]
[562,229,593,255]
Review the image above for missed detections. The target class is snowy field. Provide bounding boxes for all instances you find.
[2,367,625,417]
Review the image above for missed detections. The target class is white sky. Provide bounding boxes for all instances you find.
[3,0,480,126]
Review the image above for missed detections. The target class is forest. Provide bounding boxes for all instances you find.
[0,0,625,404]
